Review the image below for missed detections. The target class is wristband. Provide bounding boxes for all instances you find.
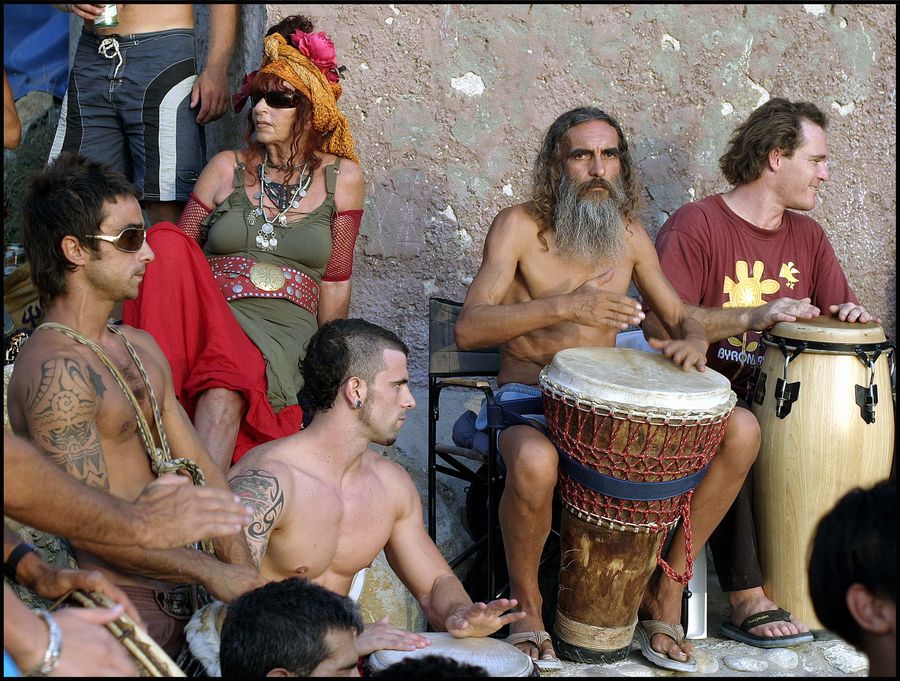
[24,608,62,677]
[4,542,36,583]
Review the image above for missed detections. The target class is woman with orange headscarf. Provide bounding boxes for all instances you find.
[125,15,365,468]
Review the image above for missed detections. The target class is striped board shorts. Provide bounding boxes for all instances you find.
[49,27,204,202]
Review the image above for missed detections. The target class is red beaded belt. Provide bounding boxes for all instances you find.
[208,255,319,317]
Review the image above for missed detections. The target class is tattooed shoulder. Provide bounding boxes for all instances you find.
[229,469,287,567]
[25,356,109,489]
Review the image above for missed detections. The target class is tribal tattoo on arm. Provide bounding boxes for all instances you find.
[25,358,109,490]
[228,470,285,568]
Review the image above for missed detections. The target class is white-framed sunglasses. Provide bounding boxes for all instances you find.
[86,226,148,252]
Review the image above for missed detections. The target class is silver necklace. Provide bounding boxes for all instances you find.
[247,153,312,252]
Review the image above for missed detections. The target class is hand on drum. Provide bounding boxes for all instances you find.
[647,337,708,372]
[829,302,881,324]
[54,604,141,676]
[28,565,143,627]
[749,297,820,330]
[569,270,646,330]
[132,473,252,549]
[445,598,527,639]
[355,616,432,656]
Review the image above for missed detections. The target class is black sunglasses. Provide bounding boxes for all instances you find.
[249,91,300,109]
[87,226,147,252]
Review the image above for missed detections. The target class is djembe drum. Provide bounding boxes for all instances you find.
[751,317,895,629]
[365,632,538,677]
[539,347,736,663]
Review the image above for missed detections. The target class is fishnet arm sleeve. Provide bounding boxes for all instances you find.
[178,193,213,246]
[322,209,363,282]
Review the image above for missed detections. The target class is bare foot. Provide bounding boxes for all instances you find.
[506,613,557,661]
[639,572,694,664]
[728,588,810,638]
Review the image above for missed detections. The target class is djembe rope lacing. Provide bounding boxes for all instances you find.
[542,381,736,586]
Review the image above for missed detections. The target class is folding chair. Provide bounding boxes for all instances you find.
[427,297,505,600]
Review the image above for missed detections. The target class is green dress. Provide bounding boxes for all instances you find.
[202,156,341,410]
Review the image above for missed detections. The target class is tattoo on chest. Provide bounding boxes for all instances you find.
[230,470,285,566]
[27,358,109,489]
[86,364,106,398]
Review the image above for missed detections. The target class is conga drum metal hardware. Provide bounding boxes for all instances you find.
[364,632,538,676]
[539,348,736,663]
[61,590,187,677]
[771,339,807,418]
[752,318,895,629]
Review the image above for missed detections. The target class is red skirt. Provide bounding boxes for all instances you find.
[123,222,302,463]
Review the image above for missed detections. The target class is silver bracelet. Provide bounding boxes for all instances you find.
[25,608,62,677]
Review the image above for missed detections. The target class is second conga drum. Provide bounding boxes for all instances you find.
[540,348,736,663]
[751,317,895,629]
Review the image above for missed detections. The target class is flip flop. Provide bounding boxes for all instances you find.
[635,619,697,672]
[721,608,815,648]
[505,630,563,670]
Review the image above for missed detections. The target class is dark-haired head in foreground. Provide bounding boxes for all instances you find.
[220,577,363,677]
[809,480,895,677]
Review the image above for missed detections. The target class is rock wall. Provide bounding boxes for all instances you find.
[56,5,898,385]
[255,4,895,385]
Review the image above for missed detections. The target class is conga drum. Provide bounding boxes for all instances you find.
[751,318,895,629]
[540,347,736,663]
[365,632,538,676]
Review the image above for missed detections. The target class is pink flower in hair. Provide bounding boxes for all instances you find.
[290,29,341,82]
[232,70,258,112]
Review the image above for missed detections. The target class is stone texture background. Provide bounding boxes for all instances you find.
[194,3,898,386]
[42,3,900,385]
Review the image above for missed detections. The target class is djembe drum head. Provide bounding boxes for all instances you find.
[366,632,537,677]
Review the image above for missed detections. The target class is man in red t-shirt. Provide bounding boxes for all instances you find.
[644,98,880,648]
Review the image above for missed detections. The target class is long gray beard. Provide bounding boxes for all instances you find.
[553,173,627,262]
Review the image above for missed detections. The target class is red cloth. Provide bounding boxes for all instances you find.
[654,194,858,398]
[123,222,302,463]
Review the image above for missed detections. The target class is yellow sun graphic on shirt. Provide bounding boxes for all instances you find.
[722,260,781,355]
[723,260,780,308]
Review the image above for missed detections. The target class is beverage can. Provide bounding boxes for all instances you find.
[94,4,119,28]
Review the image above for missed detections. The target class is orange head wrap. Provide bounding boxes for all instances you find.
[252,32,358,163]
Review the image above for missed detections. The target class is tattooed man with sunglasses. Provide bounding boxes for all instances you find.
[7,153,265,660]
[125,15,366,471]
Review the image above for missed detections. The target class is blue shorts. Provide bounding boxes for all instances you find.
[49,27,204,202]
[473,383,547,475]
[474,383,546,430]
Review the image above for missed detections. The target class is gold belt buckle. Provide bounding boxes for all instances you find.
[248,262,286,292]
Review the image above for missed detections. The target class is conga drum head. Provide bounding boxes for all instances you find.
[366,632,536,677]
[765,317,887,348]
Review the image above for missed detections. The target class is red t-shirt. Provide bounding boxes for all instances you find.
[655,193,858,398]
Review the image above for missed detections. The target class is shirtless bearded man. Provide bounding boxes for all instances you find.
[6,153,264,659]
[454,107,757,670]
[228,319,526,657]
